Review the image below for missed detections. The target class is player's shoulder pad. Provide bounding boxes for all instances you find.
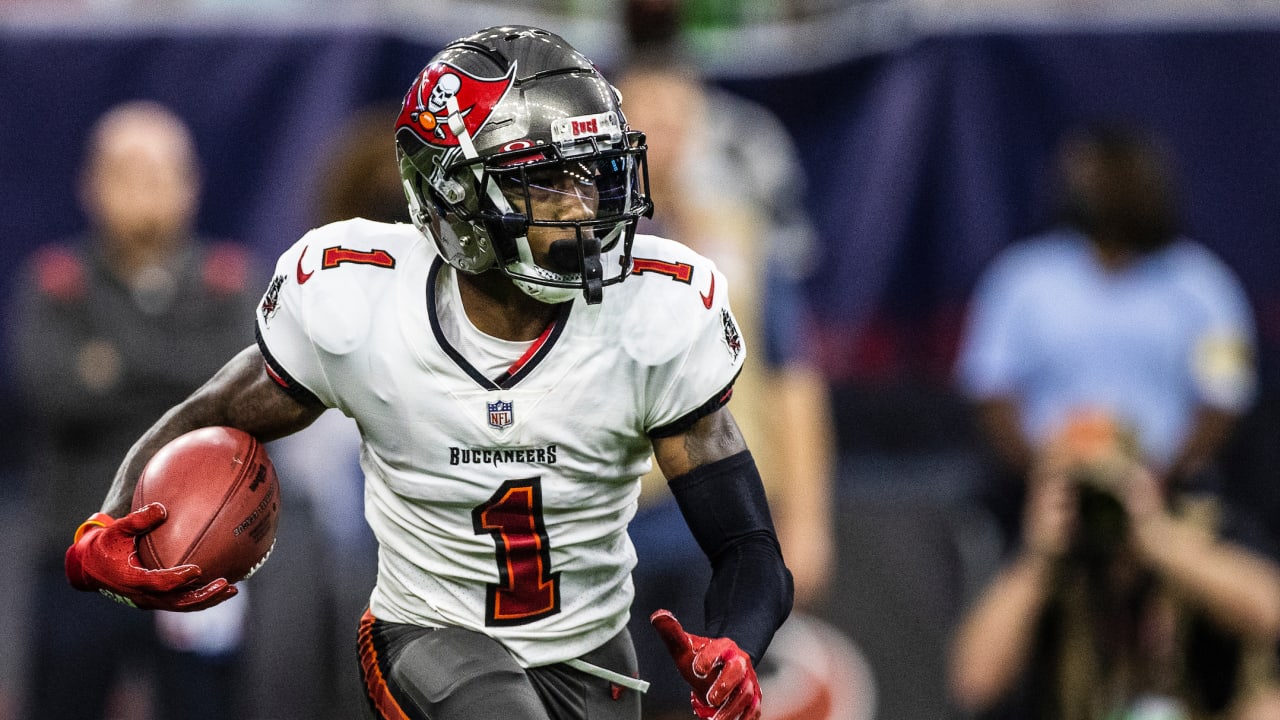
[286,218,415,274]
[625,234,725,308]
[259,219,421,356]
[613,233,743,367]
[270,219,418,295]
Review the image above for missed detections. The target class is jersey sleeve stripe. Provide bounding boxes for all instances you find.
[255,324,324,406]
[646,373,739,439]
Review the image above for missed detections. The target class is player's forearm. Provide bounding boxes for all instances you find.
[100,344,324,517]
[101,398,227,516]
[669,449,793,662]
[702,531,793,663]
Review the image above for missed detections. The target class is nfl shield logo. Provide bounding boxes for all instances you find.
[487,399,514,430]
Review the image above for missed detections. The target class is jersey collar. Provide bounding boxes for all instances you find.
[426,256,572,390]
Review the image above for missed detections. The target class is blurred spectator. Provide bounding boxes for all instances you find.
[9,100,259,719]
[312,105,410,227]
[616,28,835,613]
[948,411,1280,719]
[615,2,846,717]
[955,123,1260,545]
[950,123,1280,718]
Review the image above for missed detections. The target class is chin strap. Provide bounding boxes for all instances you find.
[579,236,603,304]
[544,236,604,304]
[447,95,517,218]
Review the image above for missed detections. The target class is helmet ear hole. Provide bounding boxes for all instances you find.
[424,183,449,215]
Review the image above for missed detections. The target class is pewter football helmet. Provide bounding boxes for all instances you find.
[395,26,652,304]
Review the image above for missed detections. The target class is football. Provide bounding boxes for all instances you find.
[133,426,280,584]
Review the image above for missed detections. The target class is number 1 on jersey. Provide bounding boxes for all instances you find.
[472,478,561,626]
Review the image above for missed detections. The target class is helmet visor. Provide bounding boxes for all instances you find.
[489,150,647,244]
[435,136,651,302]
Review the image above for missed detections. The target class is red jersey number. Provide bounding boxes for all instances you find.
[472,478,561,626]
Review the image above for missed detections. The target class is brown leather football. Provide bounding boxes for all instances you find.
[133,426,280,584]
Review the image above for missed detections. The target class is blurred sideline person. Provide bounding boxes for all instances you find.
[948,413,1280,719]
[955,124,1260,544]
[62,26,792,720]
[614,2,851,718]
[615,3,834,614]
[10,100,258,719]
[951,124,1280,718]
[313,105,413,228]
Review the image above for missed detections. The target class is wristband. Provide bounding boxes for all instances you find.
[73,512,115,544]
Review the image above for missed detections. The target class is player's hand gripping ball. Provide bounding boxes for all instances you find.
[66,426,279,611]
[65,503,238,611]
[651,609,762,720]
[133,426,281,585]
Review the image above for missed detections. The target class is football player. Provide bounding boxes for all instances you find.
[63,25,793,720]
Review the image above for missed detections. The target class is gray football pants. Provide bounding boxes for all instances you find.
[358,610,644,720]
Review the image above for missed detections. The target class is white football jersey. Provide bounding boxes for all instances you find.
[256,219,746,667]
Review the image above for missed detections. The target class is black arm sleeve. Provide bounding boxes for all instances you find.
[668,449,794,663]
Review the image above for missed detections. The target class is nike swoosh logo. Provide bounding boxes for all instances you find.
[700,272,715,309]
[296,246,314,285]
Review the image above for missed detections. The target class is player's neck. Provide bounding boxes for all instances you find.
[455,269,562,341]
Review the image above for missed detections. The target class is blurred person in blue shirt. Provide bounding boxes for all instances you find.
[10,100,257,720]
[950,123,1279,720]
[955,123,1258,543]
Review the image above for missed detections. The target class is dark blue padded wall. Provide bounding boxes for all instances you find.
[720,29,1280,386]
[2,25,1278,466]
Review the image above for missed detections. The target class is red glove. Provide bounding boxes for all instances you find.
[650,609,762,720]
[65,503,237,611]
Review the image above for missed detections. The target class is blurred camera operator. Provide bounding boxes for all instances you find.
[955,124,1260,545]
[950,122,1280,719]
[948,411,1280,719]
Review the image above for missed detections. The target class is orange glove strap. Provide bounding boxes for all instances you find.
[73,512,115,544]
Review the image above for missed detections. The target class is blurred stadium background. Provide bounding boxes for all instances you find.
[2,2,1279,718]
